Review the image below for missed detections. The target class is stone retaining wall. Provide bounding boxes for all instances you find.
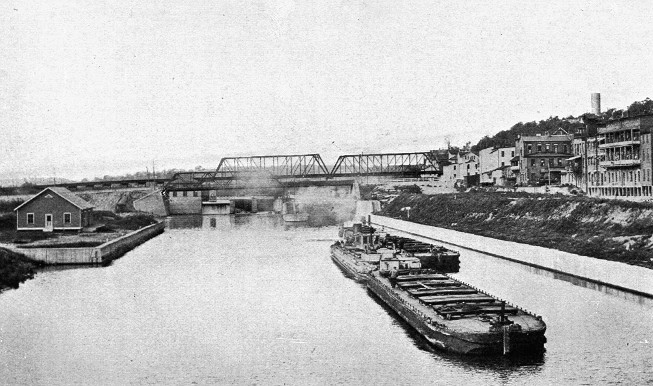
[12,222,165,265]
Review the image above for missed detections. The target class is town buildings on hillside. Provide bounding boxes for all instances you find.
[567,115,653,198]
[437,110,653,199]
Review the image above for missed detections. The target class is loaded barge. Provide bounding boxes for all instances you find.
[330,222,459,281]
[367,262,547,355]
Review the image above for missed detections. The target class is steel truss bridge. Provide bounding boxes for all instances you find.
[163,152,438,192]
[32,151,439,192]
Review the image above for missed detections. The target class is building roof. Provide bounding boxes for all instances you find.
[519,135,572,142]
[14,187,94,211]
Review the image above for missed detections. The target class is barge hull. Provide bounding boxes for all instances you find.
[330,245,372,281]
[367,275,545,355]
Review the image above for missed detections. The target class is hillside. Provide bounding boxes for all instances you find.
[471,98,653,152]
[380,192,653,269]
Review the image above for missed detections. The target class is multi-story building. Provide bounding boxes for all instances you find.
[478,147,515,186]
[515,129,573,185]
[440,152,480,187]
[586,115,653,197]
[562,117,604,190]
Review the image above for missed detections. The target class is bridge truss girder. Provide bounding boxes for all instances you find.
[163,171,235,192]
[330,152,438,177]
[216,154,330,178]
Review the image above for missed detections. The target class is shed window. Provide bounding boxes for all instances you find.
[64,213,71,224]
[27,213,34,224]
[193,191,199,197]
[183,191,188,197]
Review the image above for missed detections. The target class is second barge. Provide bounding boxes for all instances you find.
[330,221,460,281]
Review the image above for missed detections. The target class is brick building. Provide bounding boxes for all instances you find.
[515,130,573,185]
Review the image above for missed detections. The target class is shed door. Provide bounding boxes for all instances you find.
[44,214,53,232]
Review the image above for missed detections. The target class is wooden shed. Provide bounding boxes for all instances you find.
[14,187,94,232]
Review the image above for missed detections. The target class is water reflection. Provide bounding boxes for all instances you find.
[526,265,653,306]
[167,213,330,232]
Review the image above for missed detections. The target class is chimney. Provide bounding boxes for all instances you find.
[591,93,601,115]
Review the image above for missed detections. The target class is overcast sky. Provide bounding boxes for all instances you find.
[2,1,653,181]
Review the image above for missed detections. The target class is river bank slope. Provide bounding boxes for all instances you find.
[0,248,40,290]
[380,192,653,269]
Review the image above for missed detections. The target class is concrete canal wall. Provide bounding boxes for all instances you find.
[370,214,653,298]
[11,222,165,265]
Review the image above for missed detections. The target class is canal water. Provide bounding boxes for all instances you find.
[1,215,651,385]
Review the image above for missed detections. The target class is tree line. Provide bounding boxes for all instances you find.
[470,98,653,153]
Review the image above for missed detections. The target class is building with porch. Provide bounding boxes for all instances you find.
[587,115,653,197]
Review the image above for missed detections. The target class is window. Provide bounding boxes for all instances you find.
[558,158,563,166]
[193,191,198,197]
[183,191,188,197]
[467,164,470,170]
[453,165,456,170]
[537,144,542,152]
[545,144,550,152]
[563,145,568,153]
[511,151,515,157]
[64,213,71,224]
[527,145,532,154]
[531,158,536,166]
[501,161,505,166]
[172,191,177,197]
[554,144,558,153]
[27,213,34,224]
[501,151,505,157]
[540,159,545,167]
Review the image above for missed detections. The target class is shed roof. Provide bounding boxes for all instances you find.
[14,187,94,211]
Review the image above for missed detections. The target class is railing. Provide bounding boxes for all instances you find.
[599,140,640,149]
[599,159,641,168]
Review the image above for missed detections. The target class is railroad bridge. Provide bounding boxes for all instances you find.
[33,151,439,193]
[163,151,439,193]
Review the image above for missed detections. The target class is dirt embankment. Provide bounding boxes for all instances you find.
[380,192,653,269]
[77,190,151,212]
[0,248,40,290]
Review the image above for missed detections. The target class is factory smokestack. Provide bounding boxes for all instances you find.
[591,93,601,115]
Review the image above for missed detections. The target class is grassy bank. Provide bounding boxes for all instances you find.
[0,248,40,289]
[380,192,653,269]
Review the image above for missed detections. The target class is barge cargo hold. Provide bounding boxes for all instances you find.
[367,269,547,355]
